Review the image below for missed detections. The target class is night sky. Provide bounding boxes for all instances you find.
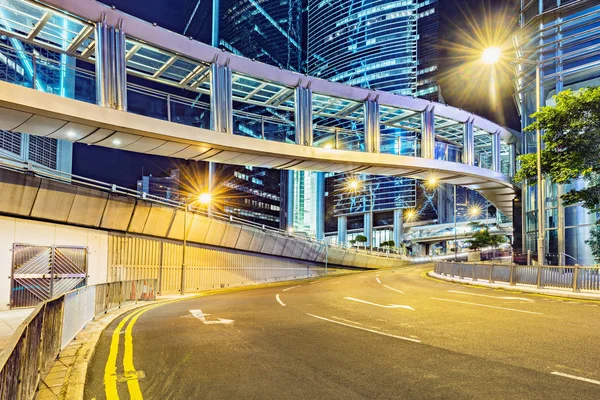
[75,0,521,186]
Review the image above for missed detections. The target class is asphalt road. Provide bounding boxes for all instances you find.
[85,264,600,399]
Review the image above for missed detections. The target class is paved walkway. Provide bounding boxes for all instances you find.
[0,308,33,351]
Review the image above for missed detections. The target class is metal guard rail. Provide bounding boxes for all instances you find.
[0,279,156,400]
[434,261,600,292]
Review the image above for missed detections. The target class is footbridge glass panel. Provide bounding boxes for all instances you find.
[379,105,421,156]
[433,115,464,162]
[474,127,493,170]
[312,93,364,152]
[230,72,295,143]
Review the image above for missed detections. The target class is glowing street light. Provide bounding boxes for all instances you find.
[323,143,333,150]
[468,205,482,219]
[198,192,212,205]
[404,209,418,222]
[347,179,360,191]
[481,47,501,64]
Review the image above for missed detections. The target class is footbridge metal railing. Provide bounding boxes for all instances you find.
[0,0,520,219]
[434,261,600,293]
[0,279,156,400]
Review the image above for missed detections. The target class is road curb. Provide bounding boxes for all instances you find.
[60,299,171,400]
[46,273,362,400]
[428,271,600,301]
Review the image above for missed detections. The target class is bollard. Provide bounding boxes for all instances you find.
[509,263,516,285]
[572,266,579,292]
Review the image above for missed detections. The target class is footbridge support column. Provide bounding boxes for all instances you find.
[463,117,474,165]
[210,63,233,134]
[364,99,380,153]
[95,20,127,110]
[491,129,501,172]
[421,106,435,159]
[295,85,313,146]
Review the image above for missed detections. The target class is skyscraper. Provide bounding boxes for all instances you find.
[515,0,600,265]
[308,0,439,100]
[308,0,441,247]
[215,0,305,230]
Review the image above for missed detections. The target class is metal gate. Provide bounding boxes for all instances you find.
[10,244,88,308]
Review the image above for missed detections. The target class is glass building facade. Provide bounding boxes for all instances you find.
[308,0,441,247]
[213,0,304,229]
[515,0,600,265]
[0,38,73,173]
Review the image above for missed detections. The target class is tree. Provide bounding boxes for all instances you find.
[354,235,368,249]
[380,240,395,248]
[514,86,600,261]
[466,222,506,251]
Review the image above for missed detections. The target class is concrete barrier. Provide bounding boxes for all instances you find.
[0,170,407,272]
[0,169,40,215]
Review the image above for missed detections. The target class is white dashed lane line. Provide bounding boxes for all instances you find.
[276,294,286,307]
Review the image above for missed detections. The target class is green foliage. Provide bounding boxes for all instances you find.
[354,235,367,243]
[585,225,600,263]
[515,86,600,212]
[380,240,396,248]
[466,222,506,251]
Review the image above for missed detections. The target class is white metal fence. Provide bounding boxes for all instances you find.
[0,279,156,400]
[435,262,600,293]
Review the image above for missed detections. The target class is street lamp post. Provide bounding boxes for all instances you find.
[368,184,374,252]
[347,178,374,251]
[181,203,188,295]
[454,184,458,261]
[482,48,544,266]
[181,192,211,296]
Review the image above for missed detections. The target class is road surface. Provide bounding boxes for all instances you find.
[85,264,600,399]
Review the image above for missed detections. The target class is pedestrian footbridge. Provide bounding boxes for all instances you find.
[0,0,520,218]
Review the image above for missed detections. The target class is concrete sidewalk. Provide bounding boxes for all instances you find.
[0,307,33,352]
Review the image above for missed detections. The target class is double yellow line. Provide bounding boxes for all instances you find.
[104,303,163,400]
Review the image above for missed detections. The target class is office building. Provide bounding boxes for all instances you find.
[308,0,442,248]
[137,169,182,201]
[515,0,600,264]
[0,38,73,173]
[216,0,305,230]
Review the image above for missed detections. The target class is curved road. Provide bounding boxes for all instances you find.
[85,264,600,399]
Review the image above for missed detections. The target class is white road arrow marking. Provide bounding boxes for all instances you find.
[189,309,235,325]
[448,290,534,302]
[344,297,414,311]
